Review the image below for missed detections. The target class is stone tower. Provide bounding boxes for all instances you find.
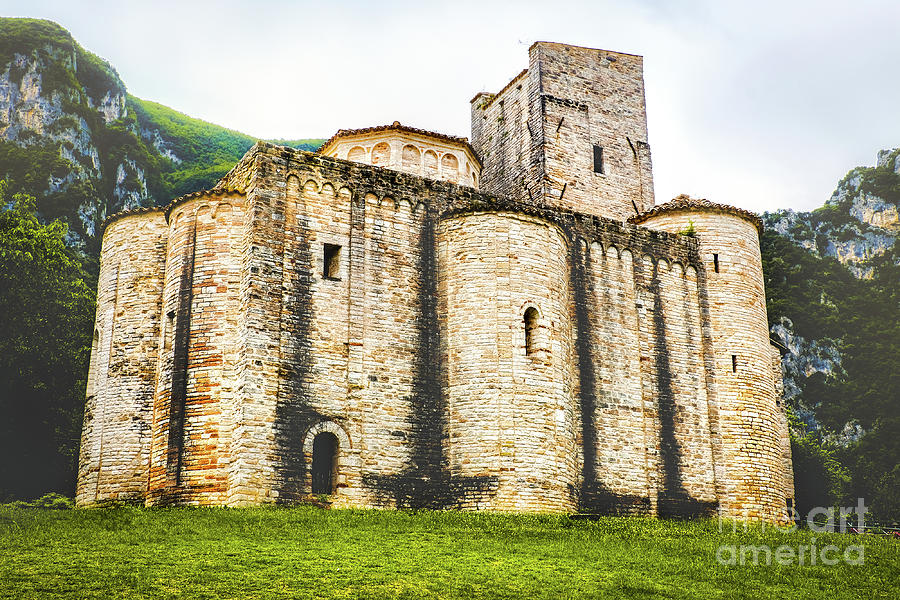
[632,197,794,521]
[471,41,654,221]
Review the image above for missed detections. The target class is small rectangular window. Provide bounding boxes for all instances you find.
[732,354,738,373]
[324,244,341,280]
[713,253,720,273]
[593,145,604,174]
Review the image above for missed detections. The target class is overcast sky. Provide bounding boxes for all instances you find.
[3,0,899,213]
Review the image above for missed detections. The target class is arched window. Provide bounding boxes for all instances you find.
[371,142,391,167]
[311,432,339,494]
[347,146,366,163]
[441,153,459,183]
[524,307,539,356]
[402,144,421,173]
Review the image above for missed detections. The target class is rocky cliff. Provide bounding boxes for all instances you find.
[0,19,140,245]
[0,18,322,250]
[762,149,899,454]
[765,148,900,279]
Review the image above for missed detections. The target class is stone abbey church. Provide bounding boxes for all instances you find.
[78,42,794,521]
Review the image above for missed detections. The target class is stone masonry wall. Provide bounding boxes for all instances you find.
[439,212,578,511]
[638,209,792,521]
[77,210,167,506]
[225,144,724,515]
[83,142,790,520]
[146,191,245,505]
[568,219,718,516]
[471,70,533,203]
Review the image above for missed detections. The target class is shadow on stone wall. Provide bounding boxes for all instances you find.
[365,212,496,508]
[273,185,338,503]
[166,222,196,488]
[571,238,652,515]
[648,266,718,519]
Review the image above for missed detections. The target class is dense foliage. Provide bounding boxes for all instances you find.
[789,429,850,519]
[762,159,900,522]
[0,182,95,501]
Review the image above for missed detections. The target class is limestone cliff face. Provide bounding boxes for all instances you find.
[770,317,842,403]
[0,48,102,188]
[0,22,158,244]
[763,148,900,437]
[764,149,900,279]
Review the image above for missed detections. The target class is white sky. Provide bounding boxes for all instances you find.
[3,0,899,212]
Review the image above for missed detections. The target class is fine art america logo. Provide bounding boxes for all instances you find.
[716,499,868,566]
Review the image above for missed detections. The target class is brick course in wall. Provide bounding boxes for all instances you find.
[78,42,792,521]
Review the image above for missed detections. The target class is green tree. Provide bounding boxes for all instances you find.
[790,427,850,519]
[0,182,95,500]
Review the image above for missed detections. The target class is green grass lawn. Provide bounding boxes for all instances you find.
[1,506,897,599]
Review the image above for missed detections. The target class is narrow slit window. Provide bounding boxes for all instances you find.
[165,311,175,349]
[713,253,720,273]
[524,307,539,356]
[324,244,341,279]
[592,145,604,174]
[732,354,738,373]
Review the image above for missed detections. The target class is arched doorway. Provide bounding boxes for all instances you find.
[311,432,339,494]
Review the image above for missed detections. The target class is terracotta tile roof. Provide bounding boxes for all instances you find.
[318,121,480,164]
[628,194,763,232]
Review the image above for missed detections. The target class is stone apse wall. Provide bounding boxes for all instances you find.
[633,204,795,520]
[78,143,792,519]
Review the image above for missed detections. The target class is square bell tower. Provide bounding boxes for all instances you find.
[471,41,654,221]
